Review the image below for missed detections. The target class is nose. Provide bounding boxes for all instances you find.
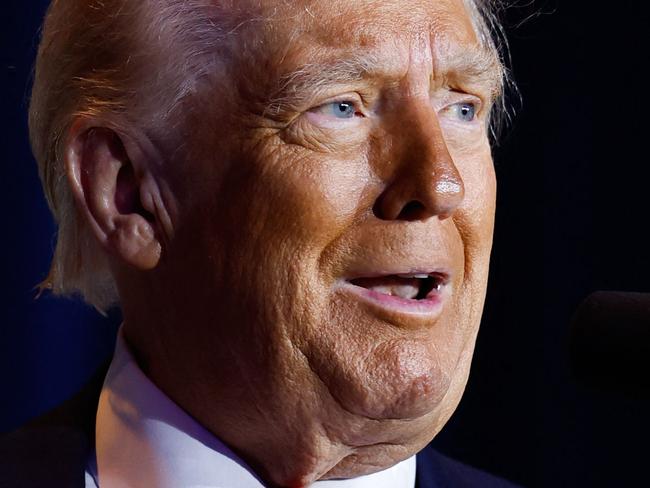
[373,102,465,221]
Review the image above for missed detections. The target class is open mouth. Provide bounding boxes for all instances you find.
[348,273,447,301]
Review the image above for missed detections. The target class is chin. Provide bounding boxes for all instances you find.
[379,369,453,420]
[354,368,453,421]
[316,338,456,422]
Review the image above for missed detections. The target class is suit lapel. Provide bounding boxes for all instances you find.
[0,359,110,488]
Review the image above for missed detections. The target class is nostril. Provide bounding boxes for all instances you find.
[372,198,428,221]
[396,200,427,221]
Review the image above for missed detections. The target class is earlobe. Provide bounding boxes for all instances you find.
[65,120,163,271]
[108,215,162,270]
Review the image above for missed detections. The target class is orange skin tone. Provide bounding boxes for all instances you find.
[65,0,500,486]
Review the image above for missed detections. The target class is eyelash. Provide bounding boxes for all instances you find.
[313,99,363,118]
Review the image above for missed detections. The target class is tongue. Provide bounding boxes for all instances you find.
[351,276,420,299]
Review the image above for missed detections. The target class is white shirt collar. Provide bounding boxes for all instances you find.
[90,330,416,488]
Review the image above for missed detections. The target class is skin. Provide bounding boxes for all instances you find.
[65,0,500,486]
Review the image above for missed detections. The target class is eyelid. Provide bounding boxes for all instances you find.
[438,92,483,117]
[310,93,366,114]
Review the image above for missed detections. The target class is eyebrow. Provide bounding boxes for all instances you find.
[264,44,504,115]
[263,54,380,116]
[439,46,504,98]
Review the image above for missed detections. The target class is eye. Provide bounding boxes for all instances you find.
[313,100,359,119]
[450,102,477,122]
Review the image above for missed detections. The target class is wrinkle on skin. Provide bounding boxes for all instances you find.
[117,0,502,486]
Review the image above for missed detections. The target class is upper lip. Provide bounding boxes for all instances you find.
[341,268,452,284]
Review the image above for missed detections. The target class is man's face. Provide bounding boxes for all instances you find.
[146,0,498,481]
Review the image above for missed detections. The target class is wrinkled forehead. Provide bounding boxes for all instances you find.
[211,0,487,95]
[229,0,478,58]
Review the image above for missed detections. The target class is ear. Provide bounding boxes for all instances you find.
[65,120,164,270]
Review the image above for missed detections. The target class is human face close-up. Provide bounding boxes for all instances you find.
[131,0,501,484]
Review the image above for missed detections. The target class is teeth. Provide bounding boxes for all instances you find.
[397,273,430,279]
[370,284,419,299]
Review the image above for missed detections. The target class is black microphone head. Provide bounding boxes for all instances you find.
[569,291,650,398]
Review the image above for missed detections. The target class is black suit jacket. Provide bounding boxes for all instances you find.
[0,362,521,488]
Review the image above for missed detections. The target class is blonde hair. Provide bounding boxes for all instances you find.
[29,0,510,311]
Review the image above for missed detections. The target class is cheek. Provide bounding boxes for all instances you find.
[300,284,469,421]
[452,139,497,244]
[190,145,376,338]
[241,145,373,249]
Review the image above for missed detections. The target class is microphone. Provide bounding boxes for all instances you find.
[569,291,650,398]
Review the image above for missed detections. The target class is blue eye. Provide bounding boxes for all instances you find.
[324,101,357,119]
[455,102,477,122]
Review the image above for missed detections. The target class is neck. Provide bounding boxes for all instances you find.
[119,292,431,488]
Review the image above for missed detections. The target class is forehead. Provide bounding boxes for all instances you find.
[250,0,477,62]
[220,0,486,104]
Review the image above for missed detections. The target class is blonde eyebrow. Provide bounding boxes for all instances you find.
[264,45,503,115]
[437,46,504,99]
[263,54,381,115]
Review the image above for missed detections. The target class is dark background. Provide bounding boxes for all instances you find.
[2,1,649,486]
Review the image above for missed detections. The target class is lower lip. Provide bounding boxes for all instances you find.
[339,281,447,317]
